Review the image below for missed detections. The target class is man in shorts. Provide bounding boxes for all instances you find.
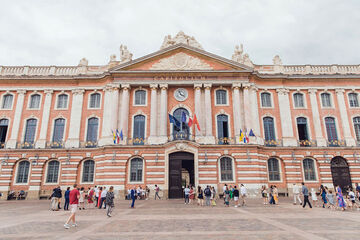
[64,184,80,229]
[233,186,239,207]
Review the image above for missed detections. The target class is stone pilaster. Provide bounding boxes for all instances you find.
[158,84,168,144]
[308,89,326,146]
[99,84,119,146]
[6,90,26,148]
[277,88,297,146]
[232,83,242,144]
[148,84,158,144]
[204,83,215,144]
[119,84,130,144]
[335,88,356,146]
[65,89,85,148]
[36,89,53,148]
[249,85,262,144]
[194,83,204,143]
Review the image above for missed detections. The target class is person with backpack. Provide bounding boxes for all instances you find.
[204,185,212,206]
[154,184,161,200]
[233,186,240,207]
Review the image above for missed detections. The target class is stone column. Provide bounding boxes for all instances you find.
[6,90,26,148]
[204,83,215,144]
[194,83,203,143]
[65,89,85,148]
[119,84,130,144]
[99,84,119,146]
[232,83,242,144]
[277,88,297,146]
[158,84,168,144]
[308,89,326,146]
[336,88,356,146]
[148,84,158,144]
[36,89,53,148]
[249,85,262,144]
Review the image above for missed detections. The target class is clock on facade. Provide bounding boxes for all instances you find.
[174,88,188,101]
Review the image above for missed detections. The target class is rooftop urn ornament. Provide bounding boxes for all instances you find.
[160,31,203,50]
[119,45,133,63]
[78,58,88,66]
[231,44,243,62]
[273,55,283,65]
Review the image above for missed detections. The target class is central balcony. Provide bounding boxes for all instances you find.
[264,139,282,147]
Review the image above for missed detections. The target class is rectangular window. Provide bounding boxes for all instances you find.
[261,93,272,107]
[294,93,304,108]
[216,90,227,105]
[30,95,40,109]
[349,93,359,107]
[321,93,331,107]
[2,95,13,109]
[57,95,68,109]
[135,91,146,105]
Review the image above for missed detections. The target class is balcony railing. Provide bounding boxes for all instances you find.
[128,138,146,145]
[46,141,65,149]
[18,142,35,149]
[216,137,235,145]
[0,142,5,149]
[298,139,317,147]
[327,139,346,147]
[264,139,282,147]
[80,141,98,148]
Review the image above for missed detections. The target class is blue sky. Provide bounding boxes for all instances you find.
[0,0,359,66]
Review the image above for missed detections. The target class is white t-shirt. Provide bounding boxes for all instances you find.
[223,186,227,193]
[101,189,107,198]
[293,185,300,194]
[95,188,99,197]
[240,186,247,195]
[349,191,355,200]
[184,188,190,195]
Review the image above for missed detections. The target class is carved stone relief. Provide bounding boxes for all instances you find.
[150,52,212,70]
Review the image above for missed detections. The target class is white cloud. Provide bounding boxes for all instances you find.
[0,0,359,66]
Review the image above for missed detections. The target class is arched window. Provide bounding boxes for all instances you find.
[52,118,65,144]
[353,117,360,141]
[24,119,37,144]
[321,93,331,107]
[86,118,98,142]
[173,108,190,140]
[349,93,359,107]
[325,117,337,142]
[263,117,275,141]
[303,158,316,181]
[216,90,227,105]
[293,93,304,108]
[82,160,95,182]
[16,161,30,183]
[268,158,280,181]
[89,93,101,108]
[0,119,9,147]
[133,115,145,145]
[57,94,68,109]
[130,158,143,182]
[46,160,60,183]
[217,114,229,144]
[261,92,272,107]
[297,117,309,141]
[2,94,13,109]
[29,94,41,109]
[134,90,146,105]
[220,157,233,181]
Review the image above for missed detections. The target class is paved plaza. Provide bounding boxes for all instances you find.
[0,198,360,240]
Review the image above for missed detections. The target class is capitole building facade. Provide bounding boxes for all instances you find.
[1,31,360,199]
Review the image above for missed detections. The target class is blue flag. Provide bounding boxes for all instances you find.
[169,114,180,127]
[181,111,187,123]
[120,129,124,141]
[249,129,255,137]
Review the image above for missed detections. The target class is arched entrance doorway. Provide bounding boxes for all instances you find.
[169,151,194,199]
[331,156,352,191]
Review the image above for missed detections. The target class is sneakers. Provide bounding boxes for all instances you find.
[64,224,70,229]
[72,223,78,227]
[107,213,112,217]
[234,205,238,208]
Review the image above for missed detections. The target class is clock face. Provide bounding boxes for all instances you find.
[174,88,188,101]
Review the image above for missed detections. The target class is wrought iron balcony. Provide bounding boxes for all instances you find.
[217,137,235,145]
[327,140,346,147]
[80,141,98,148]
[46,141,64,149]
[298,139,317,147]
[128,138,146,145]
[18,141,35,149]
[264,139,282,147]
[172,131,194,141]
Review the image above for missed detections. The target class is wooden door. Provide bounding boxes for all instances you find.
[331,157,352,191]
[169,158,182,198]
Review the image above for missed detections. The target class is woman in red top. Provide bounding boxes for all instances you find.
[97,187,102,208]
[88,187,94,208]
[189,186,195,204]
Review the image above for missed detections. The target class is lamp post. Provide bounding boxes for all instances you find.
[204,151,208,164]
[32,154,39,166]
[1,154,9,166]
[66,153,71,165]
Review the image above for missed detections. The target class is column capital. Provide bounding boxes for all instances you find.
[44,89,54,95]
[250,84,258,92]
[194,83,202,90]
[159,83,168,90]
[232,82,241,89]
[71,88,85,95]
[121,84,131,90]
[308,88,318,94]
[335,88,345,94]
[16,89,26,95]
[149,83,158,90]
[204,83,212,90]
[276,88,289,95]
[103,84,119,92]
[242,83,251,89]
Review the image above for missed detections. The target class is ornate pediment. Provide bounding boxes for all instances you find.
[150,52,213,70]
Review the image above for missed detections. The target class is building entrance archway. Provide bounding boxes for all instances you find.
[169,151,194,199]
[331,156,352,191]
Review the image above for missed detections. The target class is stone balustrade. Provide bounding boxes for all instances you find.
[0,65,105,76]
[256,64,360,75]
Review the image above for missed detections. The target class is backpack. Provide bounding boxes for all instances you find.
[204,188,211,196]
